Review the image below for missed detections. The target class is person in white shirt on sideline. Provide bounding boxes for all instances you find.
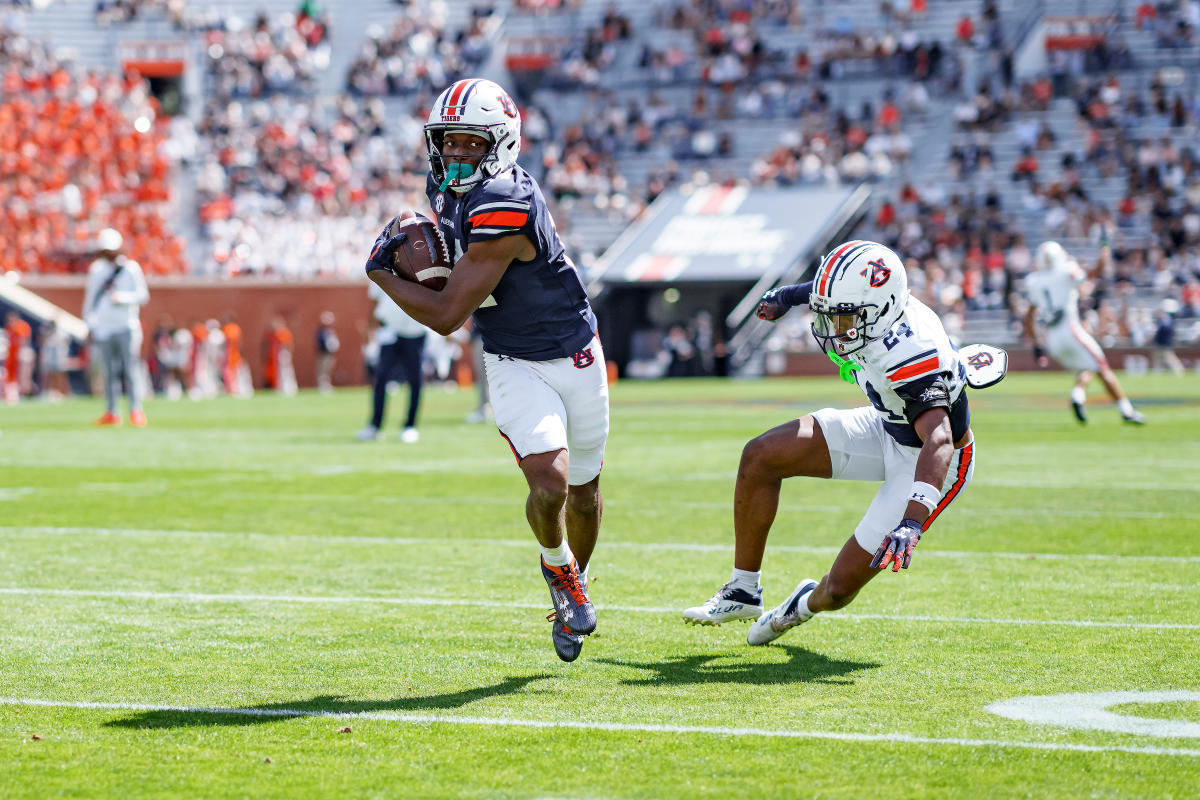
[358,281,427,443]
[82,228,150,427]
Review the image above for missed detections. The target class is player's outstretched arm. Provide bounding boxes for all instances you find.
[757,281,814,321]
[871,406,953,572]
[368,233,532,335]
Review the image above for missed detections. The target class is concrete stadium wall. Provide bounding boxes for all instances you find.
[20,277,375,388]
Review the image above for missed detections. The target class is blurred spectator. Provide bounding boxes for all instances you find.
[315,309,340,393]
[83,228,149,426]
[263,314,297,394]
[359,282,424,442]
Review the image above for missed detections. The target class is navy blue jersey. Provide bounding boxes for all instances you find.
[423,165,596,360]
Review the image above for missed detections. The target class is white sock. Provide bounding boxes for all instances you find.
[1071,386,1087,405]
[730,567,761,593]
[540,542,572,567]
[1118,397,1134,416]
[799,589,816,619]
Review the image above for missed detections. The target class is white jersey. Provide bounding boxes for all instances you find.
[839,297,969,448]
[1024,264,1084,328]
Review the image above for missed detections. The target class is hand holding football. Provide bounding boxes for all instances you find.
[383,214,453,290]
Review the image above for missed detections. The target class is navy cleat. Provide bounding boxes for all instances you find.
[748,579,818,645]
[1071,399,1087,424]
[682,581,763,625]
[1122,409,1146,425]
[541,557,595,661]
[547,611,586,662]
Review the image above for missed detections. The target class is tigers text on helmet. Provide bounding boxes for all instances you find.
[808,241,909,355]
[425,78,521,193]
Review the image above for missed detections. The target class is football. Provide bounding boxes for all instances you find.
[384,214,453,290]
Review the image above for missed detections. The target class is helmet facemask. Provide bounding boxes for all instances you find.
[425,126,513,193]
[810,300,887,355]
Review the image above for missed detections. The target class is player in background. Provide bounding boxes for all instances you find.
[83,228,149,426]
[683,242,976,646]
[363,78,609,662]
[1023,239,1145,424]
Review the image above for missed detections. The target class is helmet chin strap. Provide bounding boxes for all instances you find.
[440,162,476,192]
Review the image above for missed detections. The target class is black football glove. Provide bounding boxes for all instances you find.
[757,288,790,321]
[870,519,923,572]
[365,232,407,276]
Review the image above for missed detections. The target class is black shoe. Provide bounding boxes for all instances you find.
[1122,410,1146,425]
[1071,399,1087,424]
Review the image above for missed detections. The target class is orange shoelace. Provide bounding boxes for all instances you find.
[545,610,576,635]
[548,567,589,606]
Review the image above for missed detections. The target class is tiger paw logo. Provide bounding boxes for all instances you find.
[861,258,891,287]
[571,347,594,369]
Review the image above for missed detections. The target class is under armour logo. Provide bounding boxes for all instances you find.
[860,258,891,287]
[571,347,595,369]
[967,351,994,369]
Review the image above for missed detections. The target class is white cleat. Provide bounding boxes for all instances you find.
[682,581,763,626]
[400,427,420,443]
[748,579,818,645]
[356,425,381,441]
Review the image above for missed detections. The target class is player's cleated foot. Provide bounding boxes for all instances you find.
[547,611,585,662]
[356,425,381,441]
[1122,410,1146,425]
[129,409,147,427]
[1071,399,1087,424]
[400,426,420,443]
[682,581,763,626]
[748,579,818,646]
[541,557,596,636]
[95,411,121,427]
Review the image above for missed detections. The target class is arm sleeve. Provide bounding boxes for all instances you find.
[893,374,953,426]
[778,280,814,307]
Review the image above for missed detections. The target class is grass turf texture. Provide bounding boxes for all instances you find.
[1,372,1199,798]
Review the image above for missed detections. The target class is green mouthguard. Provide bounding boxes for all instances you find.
[439,162,475,191]
[827,350,860,383]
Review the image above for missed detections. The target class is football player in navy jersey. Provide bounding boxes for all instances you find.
[365,79,609,662]
[683,241,977,646]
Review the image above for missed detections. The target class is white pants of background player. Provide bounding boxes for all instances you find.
[812,405,976,552]
[483,337,610,485]
[1046,321,1107,372]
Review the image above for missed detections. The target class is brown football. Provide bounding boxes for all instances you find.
[385,215,453,290]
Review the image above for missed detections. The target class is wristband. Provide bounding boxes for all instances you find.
[909,481,940,513]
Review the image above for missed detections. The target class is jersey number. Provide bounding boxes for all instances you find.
[882,323,913,350]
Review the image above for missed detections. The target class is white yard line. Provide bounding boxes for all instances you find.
[1,587,1196,630]
[1,697,1198,758]
[3,525,1200,564]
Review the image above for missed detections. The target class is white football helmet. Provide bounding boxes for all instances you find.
[1035,240,1069,272]
[425,78,521,193]
[808,240,908,355]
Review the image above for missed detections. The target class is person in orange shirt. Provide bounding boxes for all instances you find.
[3,311,33,404]
[220,313,251,396]
[263,315,296,395]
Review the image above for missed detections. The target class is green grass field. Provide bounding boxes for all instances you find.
[2,373,1199,798]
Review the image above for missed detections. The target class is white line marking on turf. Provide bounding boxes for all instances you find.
[4,525,1200,565]
[2,698,1199,757]
[2,587,1196,630]
[987,691,1200,738]
[0,488,35,500]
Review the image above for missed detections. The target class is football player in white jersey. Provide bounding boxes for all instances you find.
[683,241,977,645]
[1023,240,1144,424]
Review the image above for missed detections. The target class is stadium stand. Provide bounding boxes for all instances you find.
[2,0,1197,376]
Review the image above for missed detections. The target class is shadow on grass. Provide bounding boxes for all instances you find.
[596,646,879,686]
[104,673,554,729]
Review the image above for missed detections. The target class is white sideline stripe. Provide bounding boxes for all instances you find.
[3,698,1199,758]
[5,526,1200,565]
[2,588,1196,630]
